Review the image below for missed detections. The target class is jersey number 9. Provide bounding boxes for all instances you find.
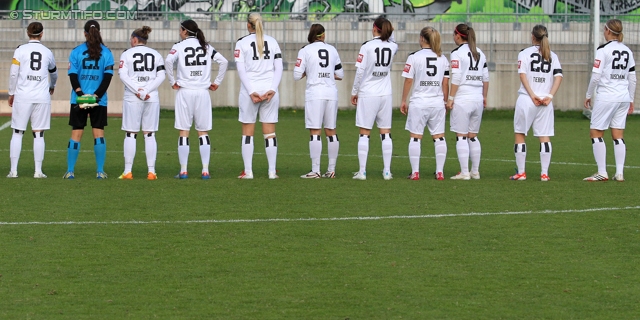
[318,49,329,67]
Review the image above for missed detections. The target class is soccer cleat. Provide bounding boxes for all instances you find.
[6,171,18,178]
[147,172,158,180]
[435,172,444,180]
[540,174,550,182]
[268,172,279,180]
[238,171,253,179]
[510,172,527,181]
[383,171,393,180]
[470,172,481,180]
[352,171,367,180]
[583,173,609,182]
[300,171,321,179]
[33,172,47,179]
[201,172,210,180]
[613,174,624,182]
[118,172,133,180]
[407,172,420,180]
[174,172,188,179]
[96,172,108,180]
[322,171,336,179]
[62,171,75,179]
[450,172,471,180]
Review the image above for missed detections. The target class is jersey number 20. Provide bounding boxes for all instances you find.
[133,53,155,72]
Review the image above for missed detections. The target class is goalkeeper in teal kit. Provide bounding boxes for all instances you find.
[64,20,114,179]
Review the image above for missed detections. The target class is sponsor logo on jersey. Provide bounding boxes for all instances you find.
[234,50,240,58]
[169,49,176,55]
[357,54,363,63]
[119,60,124,68]
[296,58,302,67]
[451,60,459,69]
[518,60,521,69]
[403,64,411,73]
[594,59,601,68]
[12,58,20,65]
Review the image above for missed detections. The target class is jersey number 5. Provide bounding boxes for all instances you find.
[425,57,437,76]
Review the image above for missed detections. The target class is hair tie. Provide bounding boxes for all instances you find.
[373,23,381,31]
[454,28,466,38]
[90,25,96,28]
[131,32,147,41]
[29,31,43,36]
[316,32,325,38]
[180,22,197,35]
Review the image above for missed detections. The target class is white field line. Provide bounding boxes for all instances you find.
[0,121,11,131]
[1,206,639,226]
[1,149,638,169]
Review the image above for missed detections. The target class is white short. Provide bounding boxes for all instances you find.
[405,106,445,136]
[11,101,50,131]
[355,95,392,130]
[590,100,630,131]
[450,98,483,134]
[305,99,338,129]
[122,99,160,132]
[238,90,280,124]
[174,89,212,131]
[513,95,554,137]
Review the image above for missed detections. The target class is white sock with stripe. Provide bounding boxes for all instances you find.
[309,135,321,173]
[409,138,421,173]
[124,133,137,173]
[540,142,552,175]
[613,138,625,176]
[592,137,607,175]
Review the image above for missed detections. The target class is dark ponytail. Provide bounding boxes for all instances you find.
[181,19,208,54]
[373,16,394,42]
[84,20,103,60]
[455,24,479,61]
[307,23,325,44]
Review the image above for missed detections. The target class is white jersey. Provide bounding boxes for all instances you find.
[293,41,344,101]
[592,40,636,102]
[165,37,228,89]
[402,48,450,106]
[517,46,562,97]
[449,43,489,98]
[234,33,283,93]
[9,40,57,103]
[351,37,398,97]
[119,45,165,102]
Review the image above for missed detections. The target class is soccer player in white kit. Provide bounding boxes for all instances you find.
[293,24,344,179]
[235,13,283,180]
[584,19,636,182]
[165,19,228,180]
[351,16,398,180]
[7,22,58,179]
[511,25,563,182]
[118,26,166,180]
[446,24,489,180]
[400,27,449,181]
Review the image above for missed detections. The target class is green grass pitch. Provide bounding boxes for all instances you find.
[1,109,639,318]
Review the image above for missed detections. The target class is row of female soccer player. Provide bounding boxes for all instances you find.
[7,16,636,181]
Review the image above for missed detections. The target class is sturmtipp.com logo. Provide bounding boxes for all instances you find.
[9,10,138,20]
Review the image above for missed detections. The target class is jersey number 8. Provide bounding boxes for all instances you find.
[30,51,42,71]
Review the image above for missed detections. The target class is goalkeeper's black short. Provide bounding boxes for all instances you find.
[69,104,108,129]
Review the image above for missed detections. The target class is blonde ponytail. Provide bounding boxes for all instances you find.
[248,13,265,58]
[532,25,551,62]
[421,27,442,57]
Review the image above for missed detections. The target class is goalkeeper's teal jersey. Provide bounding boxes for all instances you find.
[68,42,114,106]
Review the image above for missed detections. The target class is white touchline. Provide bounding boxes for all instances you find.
[0,149,638,169]
[1,205,639,226]
[0,121,12,131]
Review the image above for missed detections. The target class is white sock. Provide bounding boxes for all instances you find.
[434,137,447,173]
[358,134,369,173]
[381,133,392,173]
[309,135,322,173]
[242,135,254,173]
[10,130,24,173]
[265,137,277,174]
[124,133,137,173]
[592,137,607,175]
[515,143,526,174]
[408,138,421,173]
[144,133,157,174]
[613,138,625,176]
[178,136,189,172]
[469,137,481,173]
[199,135,211,173]
[33,132,45,174]
[540,142,552,175]
[326,135,339,172]
[456,137,469,175]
